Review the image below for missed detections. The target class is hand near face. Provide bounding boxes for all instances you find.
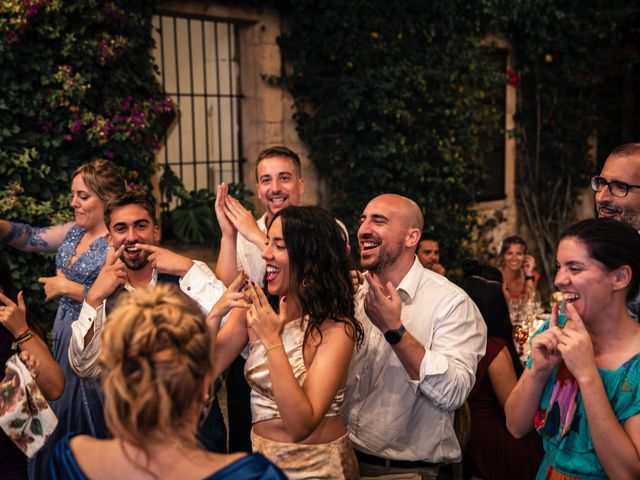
[523,255,536,276]
[350,270,364,291]
[245,282,286,347]
[430,263,446,276]
[38,270,71,301]
[85,245,127,308]
[0,291,28,337]
[206,272,250,330]
[557,302,598,384]
[223,195,266,248]
[363,272,402,333]
[530,303,563,375]
[214,183,237,238]
[135,243,193,277]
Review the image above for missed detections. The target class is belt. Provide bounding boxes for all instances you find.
[354,449,438,469]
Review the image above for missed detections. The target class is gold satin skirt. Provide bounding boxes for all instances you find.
[251,429,360,480]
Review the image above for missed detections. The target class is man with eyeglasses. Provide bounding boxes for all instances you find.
[591,142,640,317]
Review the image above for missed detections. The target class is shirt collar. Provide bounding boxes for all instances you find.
[395,257,424,302]
[124,268,158,292]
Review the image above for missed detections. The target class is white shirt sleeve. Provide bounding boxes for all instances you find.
[408,295,486,410]
[68,300,106,378]
[179,260,226,313]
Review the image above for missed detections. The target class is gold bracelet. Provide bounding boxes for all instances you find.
[264,343,284,359]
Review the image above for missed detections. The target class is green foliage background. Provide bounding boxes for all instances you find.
[276,0,503,266]
[276,0,640,281]
[0,0,171,326]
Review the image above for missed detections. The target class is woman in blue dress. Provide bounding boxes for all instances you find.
[0,159,126,477]
[48,284,286,480]
[505,218,640,479]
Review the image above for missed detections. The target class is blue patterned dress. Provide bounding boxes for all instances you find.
[29,224,108,479]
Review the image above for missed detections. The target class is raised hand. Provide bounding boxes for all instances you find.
[363,272,402,333]
[0,290,28,337]
[214,183,237,238]
[38,270,72,301]
[135,243,193,277]
[530,303,563,374]
[350,270,364,291]
[245,282,286,348]
[206,272,250,330]
[523,255,536,276]
[223,194,266,248]
[557,302,597,384]
[85,245,127,308]
[431,263,447,276]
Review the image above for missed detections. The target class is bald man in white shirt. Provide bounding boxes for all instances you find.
[343,194,486,479]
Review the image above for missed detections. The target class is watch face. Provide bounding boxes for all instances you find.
[384,325,405,344]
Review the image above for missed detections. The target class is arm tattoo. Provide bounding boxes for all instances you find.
[3,222,51,248]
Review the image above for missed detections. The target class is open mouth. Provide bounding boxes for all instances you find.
[597,203,622,218]
[268,195,288,207]
[124,244,142,258]
[560,292,581,303]
[266,265,281,283]
[360,240,381,252]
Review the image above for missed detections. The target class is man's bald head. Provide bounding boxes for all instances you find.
[358,194,424,276]
[372,194,424,231]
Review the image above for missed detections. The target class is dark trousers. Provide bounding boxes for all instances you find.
[226,355,252,452]
[197,393,227,453]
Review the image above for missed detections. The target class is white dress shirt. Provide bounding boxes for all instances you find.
[68,260,225,378]
[343,257,486,463]
[236,213,268,286]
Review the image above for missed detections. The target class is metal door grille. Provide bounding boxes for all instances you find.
[152,13,244,205]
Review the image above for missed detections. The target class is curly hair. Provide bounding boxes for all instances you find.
[98,285,211,460]
[73,159,126,205]
[272,205,364,348]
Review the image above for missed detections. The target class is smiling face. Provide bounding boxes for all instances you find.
[554,237,617,321]
[107,204,160,271]
[256,157,305,221]
[358,195,418,274]
[261,216,291,297]
[503,243,526,272]
[71,174,105,231]
[596,154,640,230]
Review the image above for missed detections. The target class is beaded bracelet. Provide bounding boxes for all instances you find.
[264,343,284,359]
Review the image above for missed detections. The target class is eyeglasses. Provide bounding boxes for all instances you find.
[590,176,640,198]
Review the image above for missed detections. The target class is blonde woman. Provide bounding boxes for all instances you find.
[47,284,285,479]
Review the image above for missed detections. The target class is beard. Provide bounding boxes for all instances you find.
[119,246,151,271]
[620,209,640,231]
[360,239,404,273]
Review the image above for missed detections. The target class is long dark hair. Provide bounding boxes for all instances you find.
[462,267,523,376]
[272,206,364,348]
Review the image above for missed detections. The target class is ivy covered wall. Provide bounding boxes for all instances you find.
[0,1,172,324]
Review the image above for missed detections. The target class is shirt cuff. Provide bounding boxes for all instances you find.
[179,260,226,313]
[74,301,102,348]
[405,349,449,393]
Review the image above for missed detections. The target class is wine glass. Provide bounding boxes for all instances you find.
[513,322,530,358]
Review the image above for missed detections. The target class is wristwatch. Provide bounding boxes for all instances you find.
[384,324,406,344]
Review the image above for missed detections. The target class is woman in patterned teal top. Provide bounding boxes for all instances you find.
[505,218,640,479]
